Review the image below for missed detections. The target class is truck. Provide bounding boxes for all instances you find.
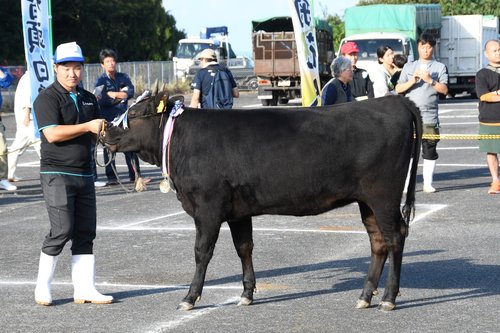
[340,4,499,97]
[173,26,236,81]
[252,16,334,106]
[340,4,441,81]
[439,15,498,97]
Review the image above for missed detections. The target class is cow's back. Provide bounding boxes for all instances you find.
[170,95,418,219]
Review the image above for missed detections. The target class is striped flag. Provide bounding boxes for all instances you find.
[21,0,54,136]
[288,0,322,107]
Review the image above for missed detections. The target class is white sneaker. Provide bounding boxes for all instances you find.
[0,179,17,191]
[8,176,23,182]
[423,185,437,193]
[94,181,107,188]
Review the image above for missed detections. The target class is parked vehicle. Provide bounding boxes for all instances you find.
[173,26,236,81]
[252,16,334,106]
[340,4,441,81]
[439,15,498,97]
[187,55,257,90]
[339,4,499,97]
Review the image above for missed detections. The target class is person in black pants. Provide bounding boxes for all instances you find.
[33,42,113,306]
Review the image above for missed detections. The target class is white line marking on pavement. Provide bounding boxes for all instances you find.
[411,204,446,224]
[99,204,444,233]
[0,280,241,290]
[149,297,241,332]
[443,122,478,125]
[437,147,478,150]
[113,211,186,229]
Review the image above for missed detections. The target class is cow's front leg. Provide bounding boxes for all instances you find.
[228,216,256,306]
[177,218,222,311]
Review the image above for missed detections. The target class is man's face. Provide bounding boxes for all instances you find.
[101,56,117,74]
[484,41,500,65]
[343,52,358,66]
[54,62,83,92]
[418,42,434,60]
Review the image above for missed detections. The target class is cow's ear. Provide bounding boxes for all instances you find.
[155,91,168,106]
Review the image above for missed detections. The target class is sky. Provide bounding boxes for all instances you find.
[162,0,359,57]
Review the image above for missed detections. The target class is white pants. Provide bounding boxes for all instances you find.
[7,123,41,179]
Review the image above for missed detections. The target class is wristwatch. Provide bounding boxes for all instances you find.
[431,80,437,86]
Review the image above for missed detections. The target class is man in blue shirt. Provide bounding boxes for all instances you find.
[94,49,146,185]
[189,48,239,108]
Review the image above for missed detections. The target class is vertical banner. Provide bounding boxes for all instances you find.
[288,0,321,107]
[21,0,54,136]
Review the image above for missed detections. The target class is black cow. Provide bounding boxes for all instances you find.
[103,93,422,311]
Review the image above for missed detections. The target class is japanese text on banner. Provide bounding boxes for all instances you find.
[288,0,322,107]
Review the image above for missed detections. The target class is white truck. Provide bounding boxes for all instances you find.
[173,26,235,81]
[439,15,498,97]
[340,4,499,97]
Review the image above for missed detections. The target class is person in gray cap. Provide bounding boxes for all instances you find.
[33,41,113,306]
[189,48,239,109]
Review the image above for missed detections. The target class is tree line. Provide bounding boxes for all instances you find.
[0,0,185,65]
[1,0,498,66]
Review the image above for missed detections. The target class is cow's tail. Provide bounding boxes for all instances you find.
[401,101,422,237]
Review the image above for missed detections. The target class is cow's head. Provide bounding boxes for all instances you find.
[103,90,173,166]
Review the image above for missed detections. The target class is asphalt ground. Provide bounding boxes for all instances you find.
[0,92,499,332]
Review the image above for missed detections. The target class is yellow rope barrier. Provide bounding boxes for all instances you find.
[420,134,500,140]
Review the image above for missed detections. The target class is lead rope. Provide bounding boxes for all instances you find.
[160,100,184,193]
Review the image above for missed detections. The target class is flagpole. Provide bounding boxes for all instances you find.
[48,0,53,55]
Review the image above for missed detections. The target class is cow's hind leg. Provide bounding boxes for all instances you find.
[228,217,256,306]
[356,202,388,309]
[378,222,405,312]
[178,218,222,311]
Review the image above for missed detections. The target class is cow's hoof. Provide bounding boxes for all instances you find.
[378,301,396,312]
[237,297,253,306]
[372,289,379,296]
[177,301,194,311]
[135,177,151,192]
[355,299,370,309]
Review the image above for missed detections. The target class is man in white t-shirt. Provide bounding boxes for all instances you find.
[8,71,41,181]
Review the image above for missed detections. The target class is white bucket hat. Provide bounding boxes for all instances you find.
[197,48,217,60]
[53,42,84,64]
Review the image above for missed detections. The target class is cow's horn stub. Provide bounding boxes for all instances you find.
[151,79,159,95]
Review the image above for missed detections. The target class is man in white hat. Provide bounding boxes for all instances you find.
[189,48,239,109]
[33,41,113,306]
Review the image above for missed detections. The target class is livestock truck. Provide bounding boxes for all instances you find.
[339,4,499,97]
[340,4,441,81]
[252,16,334,106]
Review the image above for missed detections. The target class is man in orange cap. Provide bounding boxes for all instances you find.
[340,41,374,100]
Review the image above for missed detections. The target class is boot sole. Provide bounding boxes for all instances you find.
[35,300,52,306]
[74,299,113,304]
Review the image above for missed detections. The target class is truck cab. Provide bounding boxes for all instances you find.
[340,33,416,78]
[173,38,217,81]
[173,26,236,81]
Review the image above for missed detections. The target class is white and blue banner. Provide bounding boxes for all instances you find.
[21,0,54,136]
[288,0,321,107]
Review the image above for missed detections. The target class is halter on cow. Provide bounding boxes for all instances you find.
[104,93,422,312]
